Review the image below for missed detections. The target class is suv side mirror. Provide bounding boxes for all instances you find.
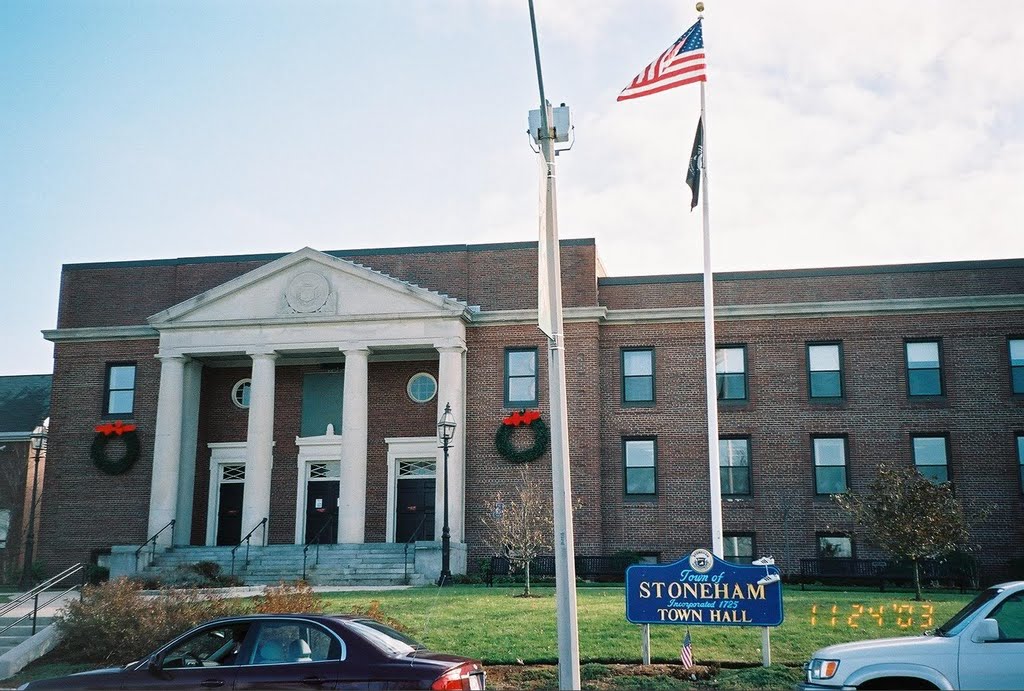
[972,618,1000,643]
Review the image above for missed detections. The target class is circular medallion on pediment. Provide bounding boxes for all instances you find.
[285,272,330,313]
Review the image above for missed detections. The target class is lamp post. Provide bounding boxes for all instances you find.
[21,423,47,590]
[436,403,456,587]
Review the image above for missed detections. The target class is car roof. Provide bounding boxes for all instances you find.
[202,613,365,625]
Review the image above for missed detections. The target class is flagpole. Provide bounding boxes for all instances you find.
[697,3,725,559]
[528,1,582,689]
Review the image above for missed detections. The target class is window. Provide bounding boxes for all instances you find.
[104,363,136,416]
[813,436,848,494]
[232,379,252,409]
[300,372,344,437]
[406,373,437,403]
[621,348,655,405]
[723,533,755,565]
[808,343,843,398]
[817,534,853,558]
[988,593,1024,642]
[623,438,656,497]
[1017,434,1024,492]
[0,508,9,549]
[715,346,747,401]
[1011,339,1024,394]
[719,437,751,496]
[912,435,949,484]
[248,620,342,664]
[161,623,253,668]
[504,348,538,407]
[906,340,943,396]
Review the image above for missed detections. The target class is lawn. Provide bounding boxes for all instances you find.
[320,584,970,665]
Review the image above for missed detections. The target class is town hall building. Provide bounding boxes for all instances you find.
[38,239,1024,584]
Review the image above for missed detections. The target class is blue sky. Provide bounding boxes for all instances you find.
[2,0,1023,375]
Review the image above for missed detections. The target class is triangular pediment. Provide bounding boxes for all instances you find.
[148,247,468,325]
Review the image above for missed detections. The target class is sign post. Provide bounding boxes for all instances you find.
[626,549,783,667]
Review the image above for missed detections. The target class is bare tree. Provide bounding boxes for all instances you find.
[834,464,985,600]
[481,466,553,597]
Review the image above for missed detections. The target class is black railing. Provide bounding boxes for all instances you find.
[798,558,969,592]
[302,513,338,581]
[134,519,175,572]
[486,554,640,586]
[403,515,429,585]
[231,518,267,577]
[0,563,86,637]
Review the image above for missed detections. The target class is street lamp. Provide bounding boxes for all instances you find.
[436,403,456,587]
[21,422,47,590]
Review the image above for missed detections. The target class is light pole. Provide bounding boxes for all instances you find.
[21,423,47,590]
[436,403,456,587]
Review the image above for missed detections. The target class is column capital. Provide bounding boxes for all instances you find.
[155,352,190,363]
[246,349,279,360]
[434,338,467,354]
[339,344,371,356]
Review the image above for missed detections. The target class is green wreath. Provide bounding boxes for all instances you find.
[495,411,550,463]
[91,428,141,475]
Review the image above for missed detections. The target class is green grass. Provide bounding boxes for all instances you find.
[320,585,971,665]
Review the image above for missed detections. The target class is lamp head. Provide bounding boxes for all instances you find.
[30,424,47,451]
[437,403,456,443]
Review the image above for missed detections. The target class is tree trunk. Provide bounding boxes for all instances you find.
[523,560,531,597]
[913,559,922,602]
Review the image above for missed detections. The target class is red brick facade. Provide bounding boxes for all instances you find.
[39,240,1024,579]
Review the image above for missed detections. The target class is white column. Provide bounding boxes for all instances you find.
[242,350,277,544]
[148,354,188,546]
[174,359,203,546]
[339,346,369,543]
[436,342,467,543]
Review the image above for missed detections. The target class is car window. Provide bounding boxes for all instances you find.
[935,587,1003,637]
[988,594,1024,641]
[244,621,343,665]
[345,618,423,656]
[162,624,251,669]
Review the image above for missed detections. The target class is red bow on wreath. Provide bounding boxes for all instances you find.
[95,420,137,436]
[502,409,541,427]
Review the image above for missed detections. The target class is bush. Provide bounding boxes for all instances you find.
[346,599,407,632]
[55,578,246,664]
[84,565,110,585]
[251,581,325,614]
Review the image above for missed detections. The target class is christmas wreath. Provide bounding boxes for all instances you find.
[495,409,550,463]
[91,420,141,475]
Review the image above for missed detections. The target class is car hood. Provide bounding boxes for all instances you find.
[813,633,953,659]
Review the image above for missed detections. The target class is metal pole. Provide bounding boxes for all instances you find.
[527,2,581,688]
[762,627,771,667]
[641,624,651,665]
[439,433,452,586]
[698,35,724,558]
[20,444,43,589]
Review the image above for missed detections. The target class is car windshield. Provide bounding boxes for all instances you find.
[934,586,1004,637]
[345,618,425,656]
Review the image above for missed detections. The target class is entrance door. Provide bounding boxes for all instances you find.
[305,481,340,544]
[395,478,435,543]
[216,483,243,546]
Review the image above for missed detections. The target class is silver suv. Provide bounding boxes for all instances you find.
[797,581,1024,690]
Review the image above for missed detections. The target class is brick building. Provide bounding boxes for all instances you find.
[38,240,1024,580]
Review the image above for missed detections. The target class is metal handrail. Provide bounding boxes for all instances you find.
[0,563,86,637]
[302,512,338,581]
[403,515,429,585]
[134,519,175,572]
[230,517,267,576]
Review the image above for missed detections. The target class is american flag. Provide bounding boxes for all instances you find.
[617,20,706,102]
[680,628,693,668]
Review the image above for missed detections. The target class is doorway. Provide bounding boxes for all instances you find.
[304,461,340,544]
[395,476,435,543]
[215,464,245,546]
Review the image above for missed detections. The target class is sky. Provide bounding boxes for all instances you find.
[2,0,1023,376]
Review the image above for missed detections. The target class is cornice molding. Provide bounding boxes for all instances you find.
[43,326,159,343]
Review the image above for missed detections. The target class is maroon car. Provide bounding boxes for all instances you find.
[19,614,485,690]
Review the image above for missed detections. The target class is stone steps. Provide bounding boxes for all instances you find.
[0,617,56,656]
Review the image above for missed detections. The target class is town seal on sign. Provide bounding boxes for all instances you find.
[689,548,714,573]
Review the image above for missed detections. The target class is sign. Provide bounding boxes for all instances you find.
[626,549,783,626]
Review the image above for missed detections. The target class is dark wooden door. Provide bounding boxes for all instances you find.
[395,478,435,543]
[216,483,243,546]
[305,481,339,544]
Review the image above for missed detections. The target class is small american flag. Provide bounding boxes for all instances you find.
[680,627,693,668]
[617,19,706,102]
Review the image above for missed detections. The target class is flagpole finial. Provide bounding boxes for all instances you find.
[696,2,704,12]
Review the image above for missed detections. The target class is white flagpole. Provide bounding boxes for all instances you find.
[697,5,724,559]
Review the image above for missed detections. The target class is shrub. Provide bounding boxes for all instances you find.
[346,599,407,632]
[251,581,325,614]
[55,578,246,664]
[84,565,110,585]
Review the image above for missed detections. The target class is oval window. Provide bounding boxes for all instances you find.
[232,379,252,409]
[407,373,437,404]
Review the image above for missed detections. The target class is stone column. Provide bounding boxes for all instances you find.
[436,342,467,543]
[174,360,203,546]
[148,354,188,547]
[242,350,277,544]
[339,346,369,543]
